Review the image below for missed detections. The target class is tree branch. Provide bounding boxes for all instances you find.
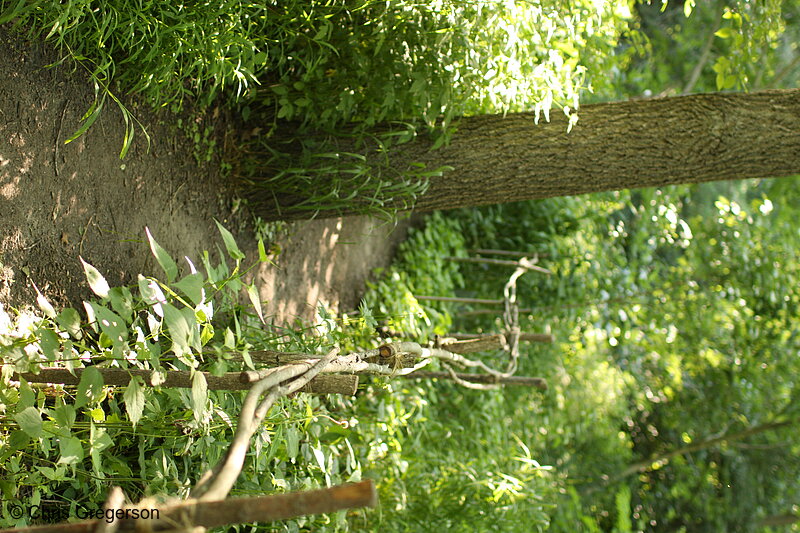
[0,481,377,533]
[14,368,357,395]
[192,348,340,501]
[608,418,797,484]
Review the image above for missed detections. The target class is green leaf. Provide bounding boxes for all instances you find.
[247,284,265,324]
[192,371,208,422]
[37,327,60,361]
[257,238,268,262]
[175,273,205,307]
[14,407,43,438]
[714,27,733,39]
[137,275,166,317]
[123,376,145,427]
[200,323,214,346]
[312,446,327,473]
[286,426,299,460]
[89,303,128,348]
[79,256,110,298]
[65,96,104,145]
[75,367,105,408]
[53,404,76,429]
[39,466,68,481]
[57,436,84,465]
[108,287,134,323]
[145,227,178,282]
[214,220,246,261]
[162,303,195,363]
[224,328,235,349]
[56,308,82,339]
[90,424,113,452]
[19,379,35,408]
[33,283,56,318]
[7,430,30,452]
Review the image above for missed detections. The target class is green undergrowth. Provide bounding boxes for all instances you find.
[378,180,800,531]
[0,0,627,215]
[0,220,557,532]
[0,224,371,531]
[359,211,467,339]
[355,208,637,531]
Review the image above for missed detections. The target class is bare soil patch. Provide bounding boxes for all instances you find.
[0,26,412,324]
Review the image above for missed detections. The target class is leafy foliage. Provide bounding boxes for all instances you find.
[0,228,361,531]
[361,212,466,339]
[433,175,800,530]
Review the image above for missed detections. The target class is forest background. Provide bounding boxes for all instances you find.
[1,0,800,531]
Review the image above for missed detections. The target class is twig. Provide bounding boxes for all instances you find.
[449,332,553,343]
[79,215,94,256]
[404,370,547,390]
[416,295,503,305]
[682,2,724,94]
[469,248,549,258]
[768,53,800,89]
[54,100,68,177]
[443,366,501,390]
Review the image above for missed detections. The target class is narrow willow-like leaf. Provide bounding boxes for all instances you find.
[145,227,178,282]
[214,220,246,261]
[247,284,265,324]
[191,371,208,422]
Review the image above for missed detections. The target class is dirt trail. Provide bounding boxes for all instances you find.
[0,26,411,325]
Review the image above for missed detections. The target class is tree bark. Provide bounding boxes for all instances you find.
[15,368,357,395]
[384,89,800,212]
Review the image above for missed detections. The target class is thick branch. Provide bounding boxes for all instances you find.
[393,90,800,212]
[440,335,506,354]
[0,481,377,533]
[14,368,356,395]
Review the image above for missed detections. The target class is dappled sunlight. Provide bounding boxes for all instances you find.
[254,216,410,326]
[0,143,33,199]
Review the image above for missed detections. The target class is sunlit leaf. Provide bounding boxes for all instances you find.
[14,406,43,438]
[124,376,146,427]
[80,256,110,299]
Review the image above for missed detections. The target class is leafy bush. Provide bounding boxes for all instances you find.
[361,212,466,340]
[0,227,366,531]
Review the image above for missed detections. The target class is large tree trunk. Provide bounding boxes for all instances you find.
[385,89,800,212]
